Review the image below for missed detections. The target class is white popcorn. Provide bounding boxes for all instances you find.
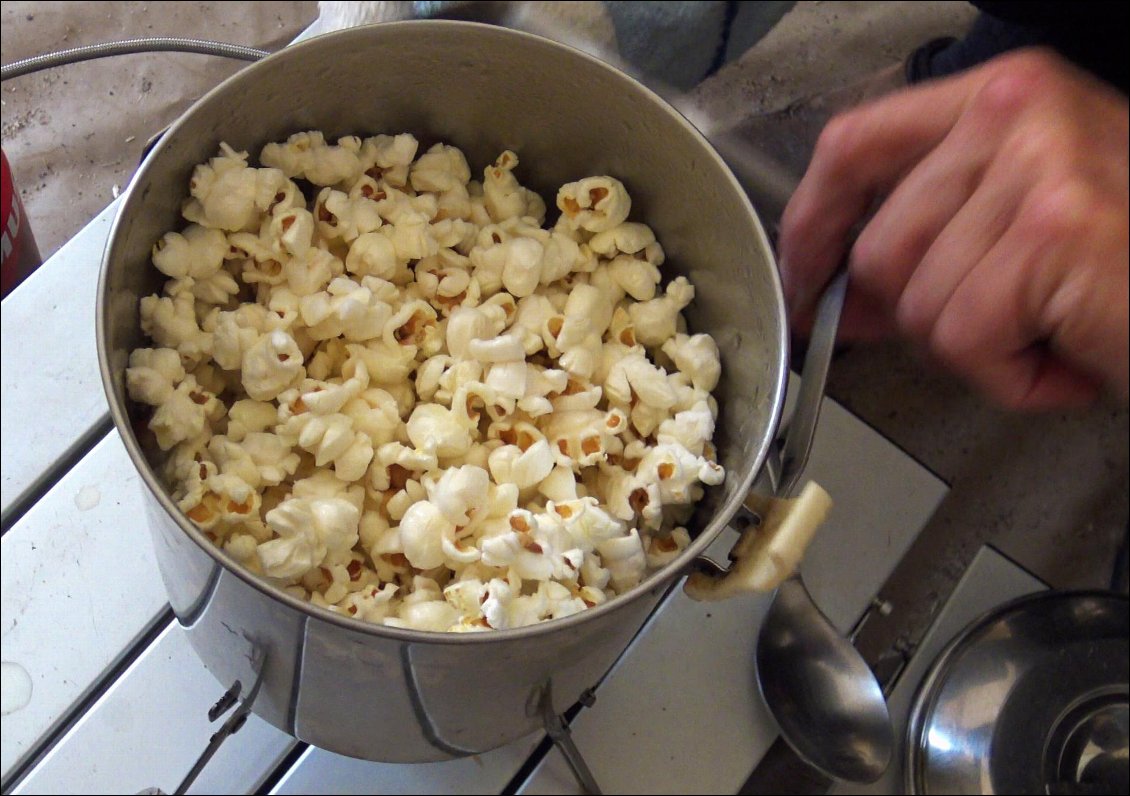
[338,582,399,623]
[406,404,472,459]
[260,131,364,186]
[152,224,228,281]
[241,329,305,401]
[314,187,383,243]
[134,134,728,631]
[359,133,419,187]
[497,237,546,298]
[596,528,647,592]
[656,400,716,457]
[588,223,656,258]
[390,588,461,632]
[150,376,222,451]
[646,527,691,569]
[398,500,456,570]
[537,466,580,503]
[483,150,529,222]
[267,207,315,258]
[342,388,402,448]
[628,276,695,347]
[240,432,302,486]
[661,333,721,392]
[411,143,472,193]
[424,464,490,526]
[211,304,271,371]
[126,348,186,406]
[539,231,584,285]
[637,443,723,507]
[608,256,662,302]
[283,248,338,297]
[468,333,525,363]
[139,279,212,365]
[300,277,393,342]
[485,360,527,402]
[183,144,288,232]
[381,206,438,261]
[383,300,437,349]
[257,496,361,579]
[488,439,555,490]
[344,340,416,388]
[556,176,631,233]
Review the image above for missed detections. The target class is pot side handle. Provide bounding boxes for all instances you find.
[684,480,832,601]
[685,268,847,602]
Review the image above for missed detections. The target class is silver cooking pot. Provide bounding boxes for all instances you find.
[97,21,787,763]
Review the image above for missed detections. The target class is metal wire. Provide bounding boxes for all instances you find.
[1,37,268,82]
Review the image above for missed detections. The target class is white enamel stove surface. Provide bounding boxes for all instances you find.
[1,198,946,795]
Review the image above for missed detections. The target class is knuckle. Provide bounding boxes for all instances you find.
[971,69,1041,119]
[1018,178,1096,241]
[849,227,896,294]
[1005,123,1077,178]
[813,111,869,178]
[989,47,1066,87]
[927,312,974,370]
[968,49,1074,124]
[894,288,932,343]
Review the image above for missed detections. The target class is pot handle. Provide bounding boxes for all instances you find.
[685,269,848,601]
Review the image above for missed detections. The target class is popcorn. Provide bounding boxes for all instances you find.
[661,333,721,392]
[588,223,656,258]
[488,439,555,490]
[608,256,662,302]
[556,176,631,233]
[314,187,383,243]
[358,133,418,187]
[241,329,305,401]
[132,133,728,633]
[596,528,648,591]
[406,404,472,459]
[152,224,228,280]
[257,496,361,579]
[483,150,529,222]
[267,207,315,259]
[411,143,472,194]
[345,232,403,281]
[182,144,289,232]
[139,279,212,365]
[126,348,186,406]
[260,131,364,187]
[628,276,695,347]
[299,277,393,342]
[150,376,223,451]
[283,248,338,297]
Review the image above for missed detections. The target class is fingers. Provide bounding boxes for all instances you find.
[778,69,989,315]
[917,186,1105,410]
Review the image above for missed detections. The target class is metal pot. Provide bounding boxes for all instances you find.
[97,20,787,762]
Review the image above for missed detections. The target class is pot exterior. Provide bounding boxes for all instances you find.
[99,21,787,762]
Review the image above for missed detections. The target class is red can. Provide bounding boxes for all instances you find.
[2,149,43,298]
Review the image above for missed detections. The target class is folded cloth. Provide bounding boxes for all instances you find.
[316,1,794,91]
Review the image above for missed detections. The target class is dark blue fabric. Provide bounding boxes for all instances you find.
[908,2,1129,94]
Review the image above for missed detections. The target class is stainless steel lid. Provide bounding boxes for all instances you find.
[906,590,1128,795]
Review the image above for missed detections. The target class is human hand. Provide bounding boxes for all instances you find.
[778,49,1129,410]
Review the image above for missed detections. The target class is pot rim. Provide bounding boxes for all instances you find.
[96,19,788,645]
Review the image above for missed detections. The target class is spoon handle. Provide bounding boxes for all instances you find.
[776,268,848,498]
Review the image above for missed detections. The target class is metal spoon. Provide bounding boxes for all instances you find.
[755,269,894,783]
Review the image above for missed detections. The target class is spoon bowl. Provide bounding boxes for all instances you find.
[757,576,894,782]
